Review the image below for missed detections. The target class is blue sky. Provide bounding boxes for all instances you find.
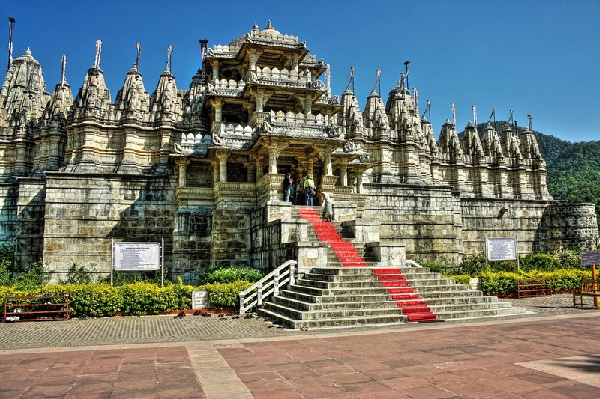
[1,0,598,142]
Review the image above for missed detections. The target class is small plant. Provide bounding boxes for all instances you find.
[200,266,263,284]
[12,261,53,290]
[61,263,96,285]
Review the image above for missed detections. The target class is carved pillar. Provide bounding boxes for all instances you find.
[216,150,228,183]
[255,156,264,182]
[268,146,279,174]
[211,59,220,83]
[211,160,219,184]
[211,98,223,123]
[340,162,348,186]
[176,158,189,188]
[323,151,333,176]
[254,89,270,113]
[357,171,364,194]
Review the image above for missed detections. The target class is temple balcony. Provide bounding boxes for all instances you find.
[247,67,326,91]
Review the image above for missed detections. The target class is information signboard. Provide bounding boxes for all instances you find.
[192,290,209,309]
[114,243,160,271]
[486,238,517,261]
[581,250,600,266]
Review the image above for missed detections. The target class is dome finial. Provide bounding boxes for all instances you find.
[267,20,272,29]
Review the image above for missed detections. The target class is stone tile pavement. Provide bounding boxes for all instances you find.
[0,294,598,398]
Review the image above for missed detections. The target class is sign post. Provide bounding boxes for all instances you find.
[485,237,519,270]
[112,241,163,287]
[581,249,599,309]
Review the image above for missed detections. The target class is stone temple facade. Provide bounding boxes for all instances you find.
[0,22,598,283]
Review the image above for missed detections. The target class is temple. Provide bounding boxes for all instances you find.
[0,22,598,283]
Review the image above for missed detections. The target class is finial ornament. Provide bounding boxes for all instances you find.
[325,64,331,97]
[403,61,410,90]
[399,73,406,89]
[472,105,478,133]
[60,54,67,87]
[451,103,456,127]
[165,44,173,71]
[508,109,514,125]
[267,20,272,29]
[134,42,141,69]
[422,99,431,121]
[7,17,15,71]
[527,114,532,131]
[488,108,496,124]
[94,39,102,69]
[347,66,355,92]
[413,88,419,115]
[372,69,381,95]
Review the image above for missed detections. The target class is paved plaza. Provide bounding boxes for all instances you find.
[0,294,598,398]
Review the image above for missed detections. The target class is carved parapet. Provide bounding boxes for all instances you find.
[207,78,246,97]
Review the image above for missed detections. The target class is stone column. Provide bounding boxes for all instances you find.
[211,98,223,123]
[268,147,279,174]
[176,158,189,188]
[255,156,264,182]
[340,162,348,186]
[216,150,228,183]
[357,171,364,194]
[211,160,219,184]
[211,59,220,83]
[323,151,333,176]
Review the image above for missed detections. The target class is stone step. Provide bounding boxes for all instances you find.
[259,307,408,330]
[296,278,409,289]
[420,295,500,305]
[427,301,514,313]
[416,289,484,298]
[272,296,397,311]
[279,289,404,304]
[434,306,528,320]
[263,302,404,320]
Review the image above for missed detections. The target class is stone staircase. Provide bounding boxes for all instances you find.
[258,207,527,329]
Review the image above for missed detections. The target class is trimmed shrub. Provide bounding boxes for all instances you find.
[200,267,263,284]
[477,269,591,296]
[197,281,253,309]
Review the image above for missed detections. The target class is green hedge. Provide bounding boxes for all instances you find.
[477,269,591,296]
[0,281,249,318]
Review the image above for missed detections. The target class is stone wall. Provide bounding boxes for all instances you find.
[43,173,177,282]
[362,183,464,264]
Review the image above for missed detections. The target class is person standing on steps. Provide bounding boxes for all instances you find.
[304,173,316,206]
[318,189,334,222]
[296,175,306,205]
[283,173,293,202]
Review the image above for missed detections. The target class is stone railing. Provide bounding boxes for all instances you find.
[207,79,245,97]
[269,110,332,127]
[178,132,211,155]
[239,259,297,314]
[249,67,325,90]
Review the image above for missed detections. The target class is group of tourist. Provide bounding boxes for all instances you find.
[282,173,334,221]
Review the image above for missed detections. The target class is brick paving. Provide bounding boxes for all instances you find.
[0,294,598,398]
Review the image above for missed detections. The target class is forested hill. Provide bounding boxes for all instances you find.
[464,123,600,225]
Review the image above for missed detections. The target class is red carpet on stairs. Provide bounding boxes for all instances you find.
[298,208,436,322]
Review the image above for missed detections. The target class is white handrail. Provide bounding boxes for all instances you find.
[239,260,297,314]
[406,260,423,268]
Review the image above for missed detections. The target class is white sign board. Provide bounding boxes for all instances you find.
[581,250,600,266]
[486,238,517,261]
[114,243,160,271]
[192,290,209,309]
